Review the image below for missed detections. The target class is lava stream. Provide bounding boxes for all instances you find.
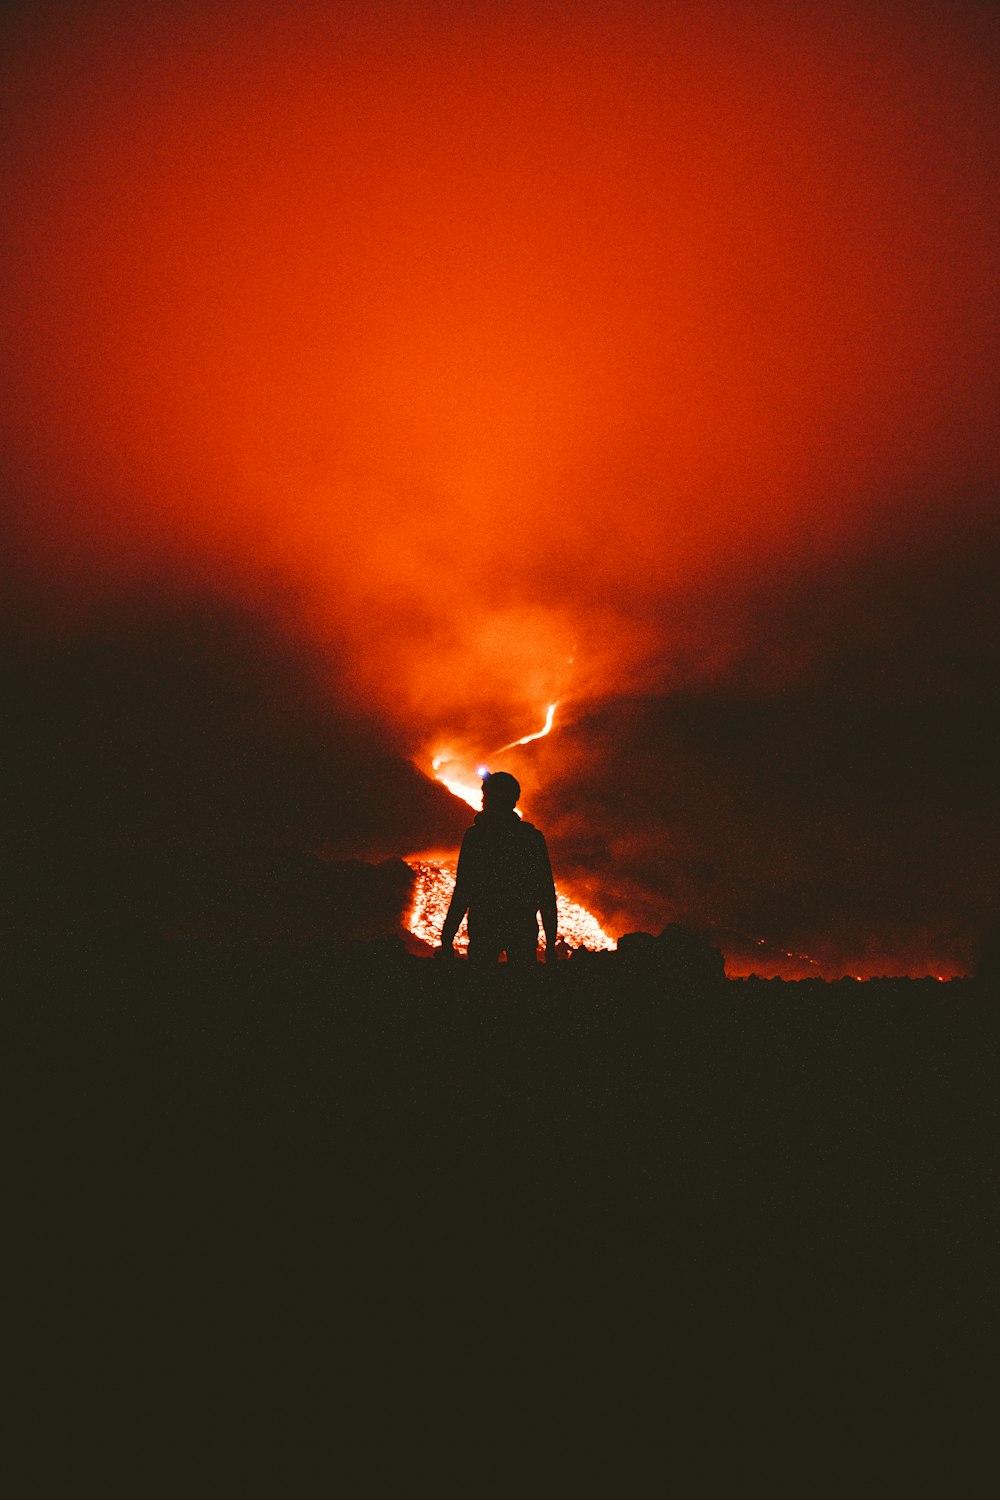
[430,701,559,811]
[494,702,557,752]
[416,701,612,951]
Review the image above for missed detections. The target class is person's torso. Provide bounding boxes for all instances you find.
[464,818,545,914]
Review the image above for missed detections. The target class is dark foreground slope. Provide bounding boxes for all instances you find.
[13,945,996,1497]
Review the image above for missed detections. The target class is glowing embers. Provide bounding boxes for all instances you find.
[407,859,469,949]
[406,857,613,954]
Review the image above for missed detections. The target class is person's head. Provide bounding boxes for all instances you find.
[481,770,520,813]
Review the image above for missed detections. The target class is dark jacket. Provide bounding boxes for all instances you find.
[441,810,557,945]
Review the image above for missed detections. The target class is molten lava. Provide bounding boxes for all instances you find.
[495,702,557,752]
[430,702,560,812]
[406,858,613,955]
[430,757,484,813]
[416,702,611,952]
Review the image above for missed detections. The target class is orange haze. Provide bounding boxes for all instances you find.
[3,1,997,975]
[5,3,996,704]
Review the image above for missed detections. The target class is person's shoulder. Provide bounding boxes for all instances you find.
[519,820,546,841]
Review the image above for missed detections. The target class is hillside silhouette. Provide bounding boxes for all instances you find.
[3,595,468,951]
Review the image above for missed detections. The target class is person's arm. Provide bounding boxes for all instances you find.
[537,833,558,964]
[440,834,473,952]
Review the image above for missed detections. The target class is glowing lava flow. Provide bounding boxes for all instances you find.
[424,702,822,973]
[414,702,612,952]
[406,858,613,954]
[430,702,559,811]
[495,702,557,752]
[430,755,482,812]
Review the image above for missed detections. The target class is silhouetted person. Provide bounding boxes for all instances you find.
[440,771,558,965]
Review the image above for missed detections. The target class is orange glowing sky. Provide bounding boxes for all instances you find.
[3,1,997,975]
[5,2,996,721]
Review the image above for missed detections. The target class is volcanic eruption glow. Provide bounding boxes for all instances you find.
[2,2,994,980]
[430,702,560,812]
[430,759,484,813]
[406,858,613,955]
[496,702,558,752]
[411,700,614,953]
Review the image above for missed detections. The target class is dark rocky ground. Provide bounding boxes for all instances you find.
[12,942,996,1496]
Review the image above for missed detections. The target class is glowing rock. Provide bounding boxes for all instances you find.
[405,857,613,954]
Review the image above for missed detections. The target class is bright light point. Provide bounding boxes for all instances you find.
[476,765,488,777]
